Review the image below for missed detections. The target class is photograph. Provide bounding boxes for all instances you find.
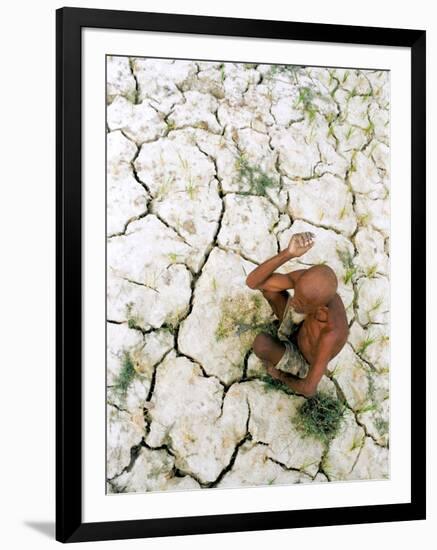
[105,56,390,494]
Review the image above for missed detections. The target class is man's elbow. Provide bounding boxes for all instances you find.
[245,275,259,290]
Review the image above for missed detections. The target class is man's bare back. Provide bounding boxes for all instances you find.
[246,232,348,397]
[292,271,348,364]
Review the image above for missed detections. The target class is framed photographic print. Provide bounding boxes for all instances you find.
[56,7,426,543]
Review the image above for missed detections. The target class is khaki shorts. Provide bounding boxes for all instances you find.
[275,296,310,379]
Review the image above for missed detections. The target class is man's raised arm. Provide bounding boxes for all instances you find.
[246,232,315,291]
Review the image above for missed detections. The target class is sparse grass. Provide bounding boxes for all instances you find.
[357,336,376,356]
[125,89,138,104]
[166,119,175,132]
[268,64,301,83]
[295,86,313,108]
[177,153,190,172]
[126,302,139,329]
[338,204,348,220]
[348,150,358,175]
[357,213,370,226]
[366,264,378,278]
[368,297,384,320]
[113,351,136,396]
[162,323,177,335]
[235,154,277,197]
[363,120,375,137]
[186,178,198,200]
[357,403,378,414]
[347,87,358,100]
[260,374,294,395]
[328,70,336,87]
[360,90,373,101]
[379,334,390,346]
[215,319,231,341]
[215,292,276,345]
[325,117,337,140]
[365,369,376,404]
[167,252,182,263]
[325,112,336,125]
[219,63,225,82]
[374,416,389,436]
[345,126,355,140]
[336,248,357,284]
[349,435,363,451]
[294,86,319,122]
[293,393,346,443]
[211,277,218,292]
[156,175,174,200]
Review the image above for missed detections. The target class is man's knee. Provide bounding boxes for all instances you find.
[253,332,274,359]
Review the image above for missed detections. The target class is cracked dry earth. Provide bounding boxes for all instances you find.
[106,57,390,494]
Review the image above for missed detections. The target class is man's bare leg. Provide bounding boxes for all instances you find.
[253,332,307,394]
[253,332,286,366]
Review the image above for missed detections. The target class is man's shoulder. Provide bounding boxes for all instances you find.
[324,307,349,345]
[324,300,348,333]
[328,293,348,317]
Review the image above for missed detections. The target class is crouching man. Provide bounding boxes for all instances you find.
[246,232,349,398]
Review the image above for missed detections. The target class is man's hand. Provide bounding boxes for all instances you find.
[287,232,315,258]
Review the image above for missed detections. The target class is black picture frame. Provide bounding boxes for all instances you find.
[56,6,426,543]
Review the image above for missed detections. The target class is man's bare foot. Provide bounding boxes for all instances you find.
[265,362,315,398]
[265,363,284,381]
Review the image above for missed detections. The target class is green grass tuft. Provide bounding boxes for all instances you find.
[219,63,225,81]
[368,297,384,318]
[374,416,389,436]
[357,213,370,226]
[379,334,390,346]
[364,120,375,136]
[268,64,301,83]
[365,369,376,404]
[235,155,277,196]
[186,178,198,200]
[347,87,358,100]
[113,351,136,396]
[126,302,140,329]
[166,119,175,131]
[167,252,182,263]
[294,86,320,122]
[357,336,376,356]
[293,393,346,443]
[336,247,357,284]
[366,264,378,278]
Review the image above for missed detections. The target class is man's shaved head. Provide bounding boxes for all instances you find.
[294,265,338,309]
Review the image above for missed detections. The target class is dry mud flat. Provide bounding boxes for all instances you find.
[106,58,390,493]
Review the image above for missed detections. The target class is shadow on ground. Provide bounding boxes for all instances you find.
[24,521,55,539]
